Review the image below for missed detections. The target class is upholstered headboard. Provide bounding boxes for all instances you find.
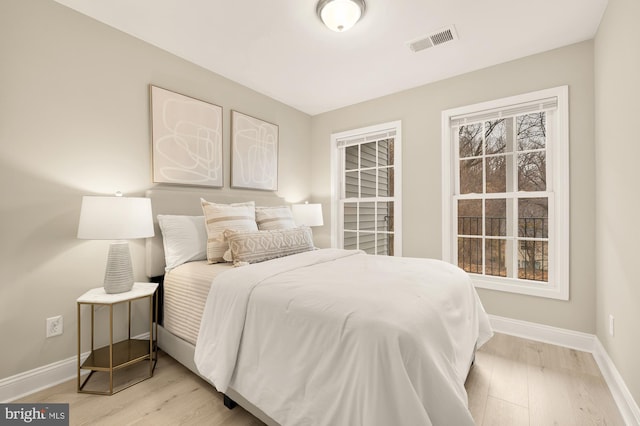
[145,188,288,277]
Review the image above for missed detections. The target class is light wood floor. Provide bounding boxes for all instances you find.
[466,333,624,425]
[16,333,624,425]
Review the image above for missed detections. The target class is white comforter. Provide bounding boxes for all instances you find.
[194,249,493,426]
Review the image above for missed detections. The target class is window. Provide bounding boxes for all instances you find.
[442,87,569,299]
[331,121,402,255]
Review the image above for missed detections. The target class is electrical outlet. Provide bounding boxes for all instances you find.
[46,315,63,338]
[608,314,615,337]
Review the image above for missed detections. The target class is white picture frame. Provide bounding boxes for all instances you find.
[231,110,278,191]
[150,85,223,187]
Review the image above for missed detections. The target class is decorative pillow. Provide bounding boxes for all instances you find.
[224,227,315,265]
[201,198,258,263]
[157,215,207,271]
[255,206,296,230]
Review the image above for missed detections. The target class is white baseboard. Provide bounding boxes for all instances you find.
[488,314,596,352]
[489,315,640,426]
[0,352,89,403]
[0,332,150,403]
[592,339,640,425]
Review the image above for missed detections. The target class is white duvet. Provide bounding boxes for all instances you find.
[194,249,492,426]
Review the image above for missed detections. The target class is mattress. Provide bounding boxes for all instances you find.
[163,260,233,345]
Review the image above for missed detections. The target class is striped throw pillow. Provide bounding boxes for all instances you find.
[201,198,257,263]
[255,206,296,230]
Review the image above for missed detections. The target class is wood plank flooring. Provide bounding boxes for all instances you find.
[15,333,624,425]
[466,333,624,425]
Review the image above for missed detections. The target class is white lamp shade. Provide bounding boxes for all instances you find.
[318,0,364,32]
[77,196,155,240]
[292,203,324,227]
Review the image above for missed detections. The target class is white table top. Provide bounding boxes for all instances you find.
[77,282,158,304]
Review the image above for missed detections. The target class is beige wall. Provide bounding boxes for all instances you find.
[5,0,636,409]
[595,0,640,406]
[0,0,311,379]
[311,41,596,333]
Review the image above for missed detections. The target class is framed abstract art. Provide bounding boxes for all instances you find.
[231,110,278,191]
[150,85,223,187]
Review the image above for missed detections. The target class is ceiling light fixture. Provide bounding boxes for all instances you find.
[316,0,365,32]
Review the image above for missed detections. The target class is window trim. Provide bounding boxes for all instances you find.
[330,120,402,255]
[441,86,569,300]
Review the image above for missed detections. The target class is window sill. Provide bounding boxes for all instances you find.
[471,275,568,300]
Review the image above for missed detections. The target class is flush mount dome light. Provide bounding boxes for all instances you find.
[317,0,365,32]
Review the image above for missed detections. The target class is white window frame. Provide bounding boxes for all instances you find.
[331,120,402,255]
[442,86,569,300]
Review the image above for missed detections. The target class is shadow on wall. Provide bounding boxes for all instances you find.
[0,159,85,282]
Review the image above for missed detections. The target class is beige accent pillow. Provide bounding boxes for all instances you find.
[255,206,296,230]
[224,227,314,265]
[201,198,257,263]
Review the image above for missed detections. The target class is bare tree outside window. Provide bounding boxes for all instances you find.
[444,86,569,300]
[457,113,549,283]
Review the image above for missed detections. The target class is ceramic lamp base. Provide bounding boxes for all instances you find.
[104,241,134,294]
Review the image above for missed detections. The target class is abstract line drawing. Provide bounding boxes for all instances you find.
[231,110,278,191]
[150,85,223,187]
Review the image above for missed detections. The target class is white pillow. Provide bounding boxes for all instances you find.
[157,215,207,272]
[201,198,258,263]
[255,206,296,230]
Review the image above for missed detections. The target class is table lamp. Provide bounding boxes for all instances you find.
[292,202,324,227]
[77,193,154,294]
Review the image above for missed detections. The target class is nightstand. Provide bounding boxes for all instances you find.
[77,282,158,395]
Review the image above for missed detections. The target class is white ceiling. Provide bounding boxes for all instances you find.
[54,0,607,115]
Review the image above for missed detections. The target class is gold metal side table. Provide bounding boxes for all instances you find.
[77,282,158,395]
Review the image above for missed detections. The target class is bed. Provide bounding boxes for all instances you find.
[145,188,493,426]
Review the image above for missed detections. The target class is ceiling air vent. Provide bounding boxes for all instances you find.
[407,25,458,53]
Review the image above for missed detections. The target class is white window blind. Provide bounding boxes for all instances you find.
[449,97,558,128]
